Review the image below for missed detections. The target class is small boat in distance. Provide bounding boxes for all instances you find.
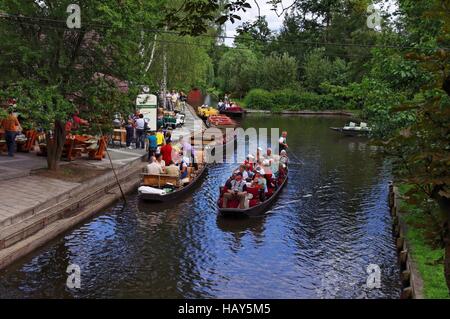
[206,115,236,129]
[330,122,371,137]
[220,105,245,117]
[197,105,219,120]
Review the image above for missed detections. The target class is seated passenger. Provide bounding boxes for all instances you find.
[179,155,190,185]
[256,147,263,162]
[253,171,268,192]
[244,154,255,171]
[263,148,274,165]
[147,156,164,175]
[223,172,247,209]
[252,171,268,201]
[280,149,289,166]
[166,161,180,177]
[234,165,250,181]
[155,153,166,173]
[254,162,266,176]
[277,163,287,179]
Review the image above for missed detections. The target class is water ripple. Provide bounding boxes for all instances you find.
[0,116,401,299]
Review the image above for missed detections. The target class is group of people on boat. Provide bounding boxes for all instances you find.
[146,132,197,186]
[220,133,289,210]
[217,100,239,112]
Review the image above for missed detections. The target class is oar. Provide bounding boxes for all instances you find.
[286,149,305,166]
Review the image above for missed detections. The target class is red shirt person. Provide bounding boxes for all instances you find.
[160,140,173,164]
[65,110,89,133]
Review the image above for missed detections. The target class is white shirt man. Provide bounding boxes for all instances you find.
[147,157,164,174]
[135,117,145,130]
[279,131,288,154]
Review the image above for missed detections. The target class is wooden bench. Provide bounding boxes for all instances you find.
[88,136,108,160]
[17,130,37,153]
[141,174,180,188]
[62,138,83,161]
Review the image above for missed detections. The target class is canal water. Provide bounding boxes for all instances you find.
[0,115,402,298]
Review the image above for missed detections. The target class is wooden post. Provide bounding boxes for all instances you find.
[401,287,413,299]
[396,237,405,251]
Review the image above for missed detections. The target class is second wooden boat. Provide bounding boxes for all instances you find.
[138,164,208,202]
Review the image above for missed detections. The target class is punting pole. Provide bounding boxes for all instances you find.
[95,118,127,204]
[286,149,304,166]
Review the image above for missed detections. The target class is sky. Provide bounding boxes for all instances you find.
[224,0,398,46]
[224,0,295,45]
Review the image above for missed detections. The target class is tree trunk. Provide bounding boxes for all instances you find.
[46,120,66,171]
[144,34,158,73]
[160,26,168,109]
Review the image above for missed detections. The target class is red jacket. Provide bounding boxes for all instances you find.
[160,144,173,164]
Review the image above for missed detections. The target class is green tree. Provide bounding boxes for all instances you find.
[235,16,272,55]
[0,0,162,169]
[258,53,298,90]
[383,0,450,293]
[303,48,349,92]
[217,48,259,97]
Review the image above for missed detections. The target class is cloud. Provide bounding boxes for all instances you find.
[224,0,295,46]
[222,0,398,46]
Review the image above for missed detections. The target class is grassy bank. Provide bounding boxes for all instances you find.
[397,184,449,299]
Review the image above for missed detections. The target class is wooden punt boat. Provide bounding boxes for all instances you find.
[217,167,288,218]
[206,115,237,129]
[220,106,245,117]
[138,163,208,202]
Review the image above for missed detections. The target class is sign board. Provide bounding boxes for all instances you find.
[136,94,157,131]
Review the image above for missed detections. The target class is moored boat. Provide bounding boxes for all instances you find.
[206,115,236,129]
[138,163,208,202]
[220,105,245,117]
[197,105,219,120]
[330,122,371,137]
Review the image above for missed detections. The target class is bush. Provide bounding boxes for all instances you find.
[244,89,274,110]
[244,88,346,111]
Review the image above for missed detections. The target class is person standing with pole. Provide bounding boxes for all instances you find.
[279,131,288,154]
[1,108,21,157]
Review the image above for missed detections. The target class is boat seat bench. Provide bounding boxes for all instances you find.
[141,174,180,188]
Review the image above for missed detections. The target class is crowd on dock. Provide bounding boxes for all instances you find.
[163,90,188,112]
